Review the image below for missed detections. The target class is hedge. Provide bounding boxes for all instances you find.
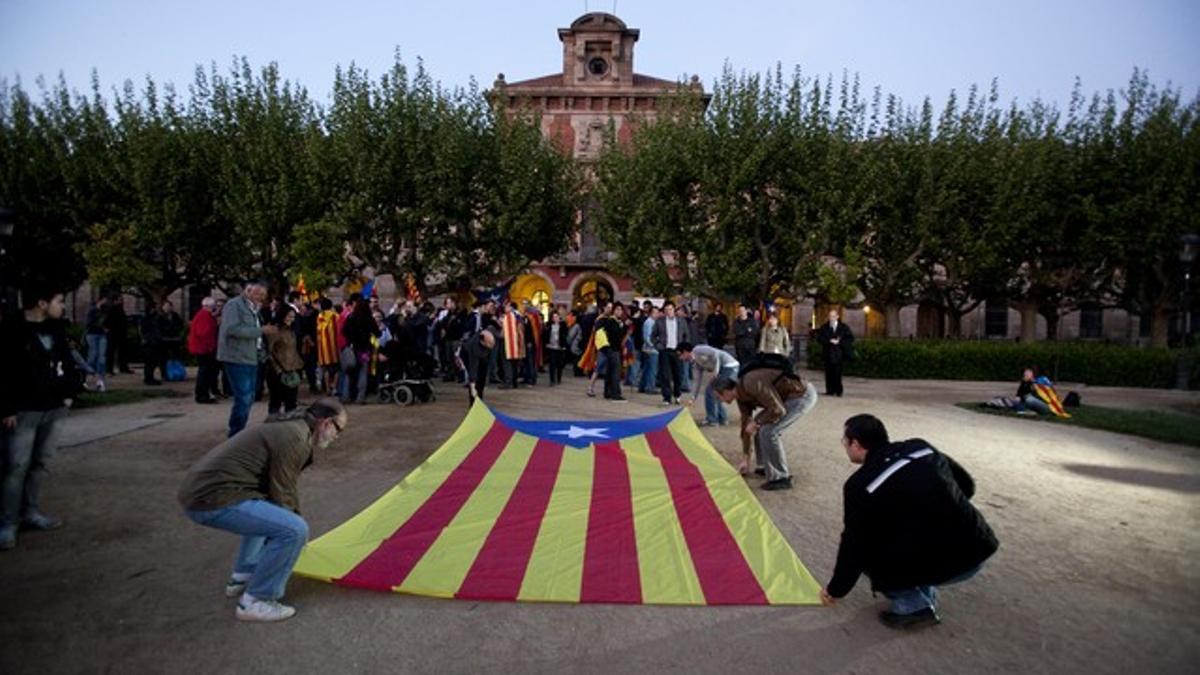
[806,339,1200,389]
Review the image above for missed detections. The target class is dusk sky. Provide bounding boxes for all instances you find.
[3,0,1198,110]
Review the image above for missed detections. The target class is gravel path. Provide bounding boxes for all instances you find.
[2,371,1197,674]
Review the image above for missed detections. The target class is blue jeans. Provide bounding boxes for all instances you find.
[755,383,819,480]
[638,349,658,392]
[85,334,107,378]
[186,499,309,601]
[680,360,692,393]
[593,350,610,384]
[223,362,258,437]
[1021,394,1051,415]
[1,407,68,527]
[704,365,739,424]
[883,564,983,615]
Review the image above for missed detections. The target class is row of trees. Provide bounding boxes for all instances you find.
[593,67,1199,346]
[0,55,581,303]
[3,55,1196,347]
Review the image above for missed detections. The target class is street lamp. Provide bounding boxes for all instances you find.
[0,207,15,317]
[0,207,13,242]
[1181,233,1200,346]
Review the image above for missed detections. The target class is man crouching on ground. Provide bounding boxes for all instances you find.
[178,398,347,622]
[820,414,998,628]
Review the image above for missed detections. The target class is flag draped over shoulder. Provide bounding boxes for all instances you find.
[501,312,526,360]
[293,402,822,605]
[1033,376,1071,418]
[578,331,598,373]
[316,310,339,367]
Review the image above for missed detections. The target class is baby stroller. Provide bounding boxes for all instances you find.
[377,342,436,406]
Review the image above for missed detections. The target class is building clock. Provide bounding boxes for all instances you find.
[587,57,609,77]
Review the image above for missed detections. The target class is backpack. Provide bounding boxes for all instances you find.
[737,352,802,384]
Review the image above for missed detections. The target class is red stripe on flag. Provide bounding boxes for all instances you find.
[455,439,566,601]
[580,441,642,604]
[335,421,516,591]
[645,429,768,605]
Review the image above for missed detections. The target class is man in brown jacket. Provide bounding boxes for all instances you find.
[179,398,347,622]
[714,365,818,490]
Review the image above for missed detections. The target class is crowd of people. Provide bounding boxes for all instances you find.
[2,281,997,631]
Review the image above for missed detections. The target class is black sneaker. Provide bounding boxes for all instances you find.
[879,607,941,629]
[753,468,766,477]
[762,477,793,491]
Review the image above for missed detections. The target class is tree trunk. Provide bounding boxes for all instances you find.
[1017,303,1038,343]
[947,312,963,338]
[1151,306,1171,348]
[1044,312,1060,341]
[885,304,902,338]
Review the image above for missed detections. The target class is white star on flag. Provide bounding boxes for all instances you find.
[549,425,611,440]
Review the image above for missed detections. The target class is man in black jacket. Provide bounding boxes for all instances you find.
[704,303,729,349]
[821,414,998,628]
[0,287,79,551]
[732,303,761,365]
[815,309,854,396]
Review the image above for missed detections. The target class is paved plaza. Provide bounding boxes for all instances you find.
[2,371,1198,674]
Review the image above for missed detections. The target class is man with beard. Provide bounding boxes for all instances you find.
[178,398,347,622]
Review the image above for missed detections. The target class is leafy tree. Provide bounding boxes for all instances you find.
[82,74,233,302]
[320,56,580,297]
[1101,71,1199,347]
[208,60,328,293]
[0,78,89,296]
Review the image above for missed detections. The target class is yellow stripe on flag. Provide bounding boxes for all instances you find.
[665,414,822,605]
[516,441,594,603]
[293,402,497,582]
[620,435,706,605]
[397,431,538,597]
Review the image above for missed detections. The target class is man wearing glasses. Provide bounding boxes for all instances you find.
[178,398,347,622]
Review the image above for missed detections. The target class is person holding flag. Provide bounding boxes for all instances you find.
[315,298,339,394]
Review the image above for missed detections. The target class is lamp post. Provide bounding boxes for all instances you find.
[1175,233,1199,389]
[1181,234,1199,344]
[0,207,15,318]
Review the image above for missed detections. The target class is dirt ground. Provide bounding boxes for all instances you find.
[2,370,1198,674]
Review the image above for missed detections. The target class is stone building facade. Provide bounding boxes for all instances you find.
[492,12,704,313]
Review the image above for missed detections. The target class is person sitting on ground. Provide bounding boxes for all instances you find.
[178,398,347,623]
[677,342,739,427]
[820,414,999,629]
[1016,367,1052,415]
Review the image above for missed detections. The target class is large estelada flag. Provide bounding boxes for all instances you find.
[293,402,822,605]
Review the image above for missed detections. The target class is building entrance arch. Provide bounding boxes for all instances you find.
[572,275,614,310]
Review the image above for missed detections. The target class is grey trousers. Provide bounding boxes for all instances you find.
[1,407,68,527]
[755,383,818,481]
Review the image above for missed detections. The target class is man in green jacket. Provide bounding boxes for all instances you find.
[179,398,347,622]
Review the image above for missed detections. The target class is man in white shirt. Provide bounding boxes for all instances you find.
[651,301,690,405]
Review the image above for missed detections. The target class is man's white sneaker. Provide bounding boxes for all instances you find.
[235,598,296,622]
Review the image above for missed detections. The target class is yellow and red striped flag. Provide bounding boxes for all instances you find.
[294,402,822,605]
[1033,378,1071,418]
